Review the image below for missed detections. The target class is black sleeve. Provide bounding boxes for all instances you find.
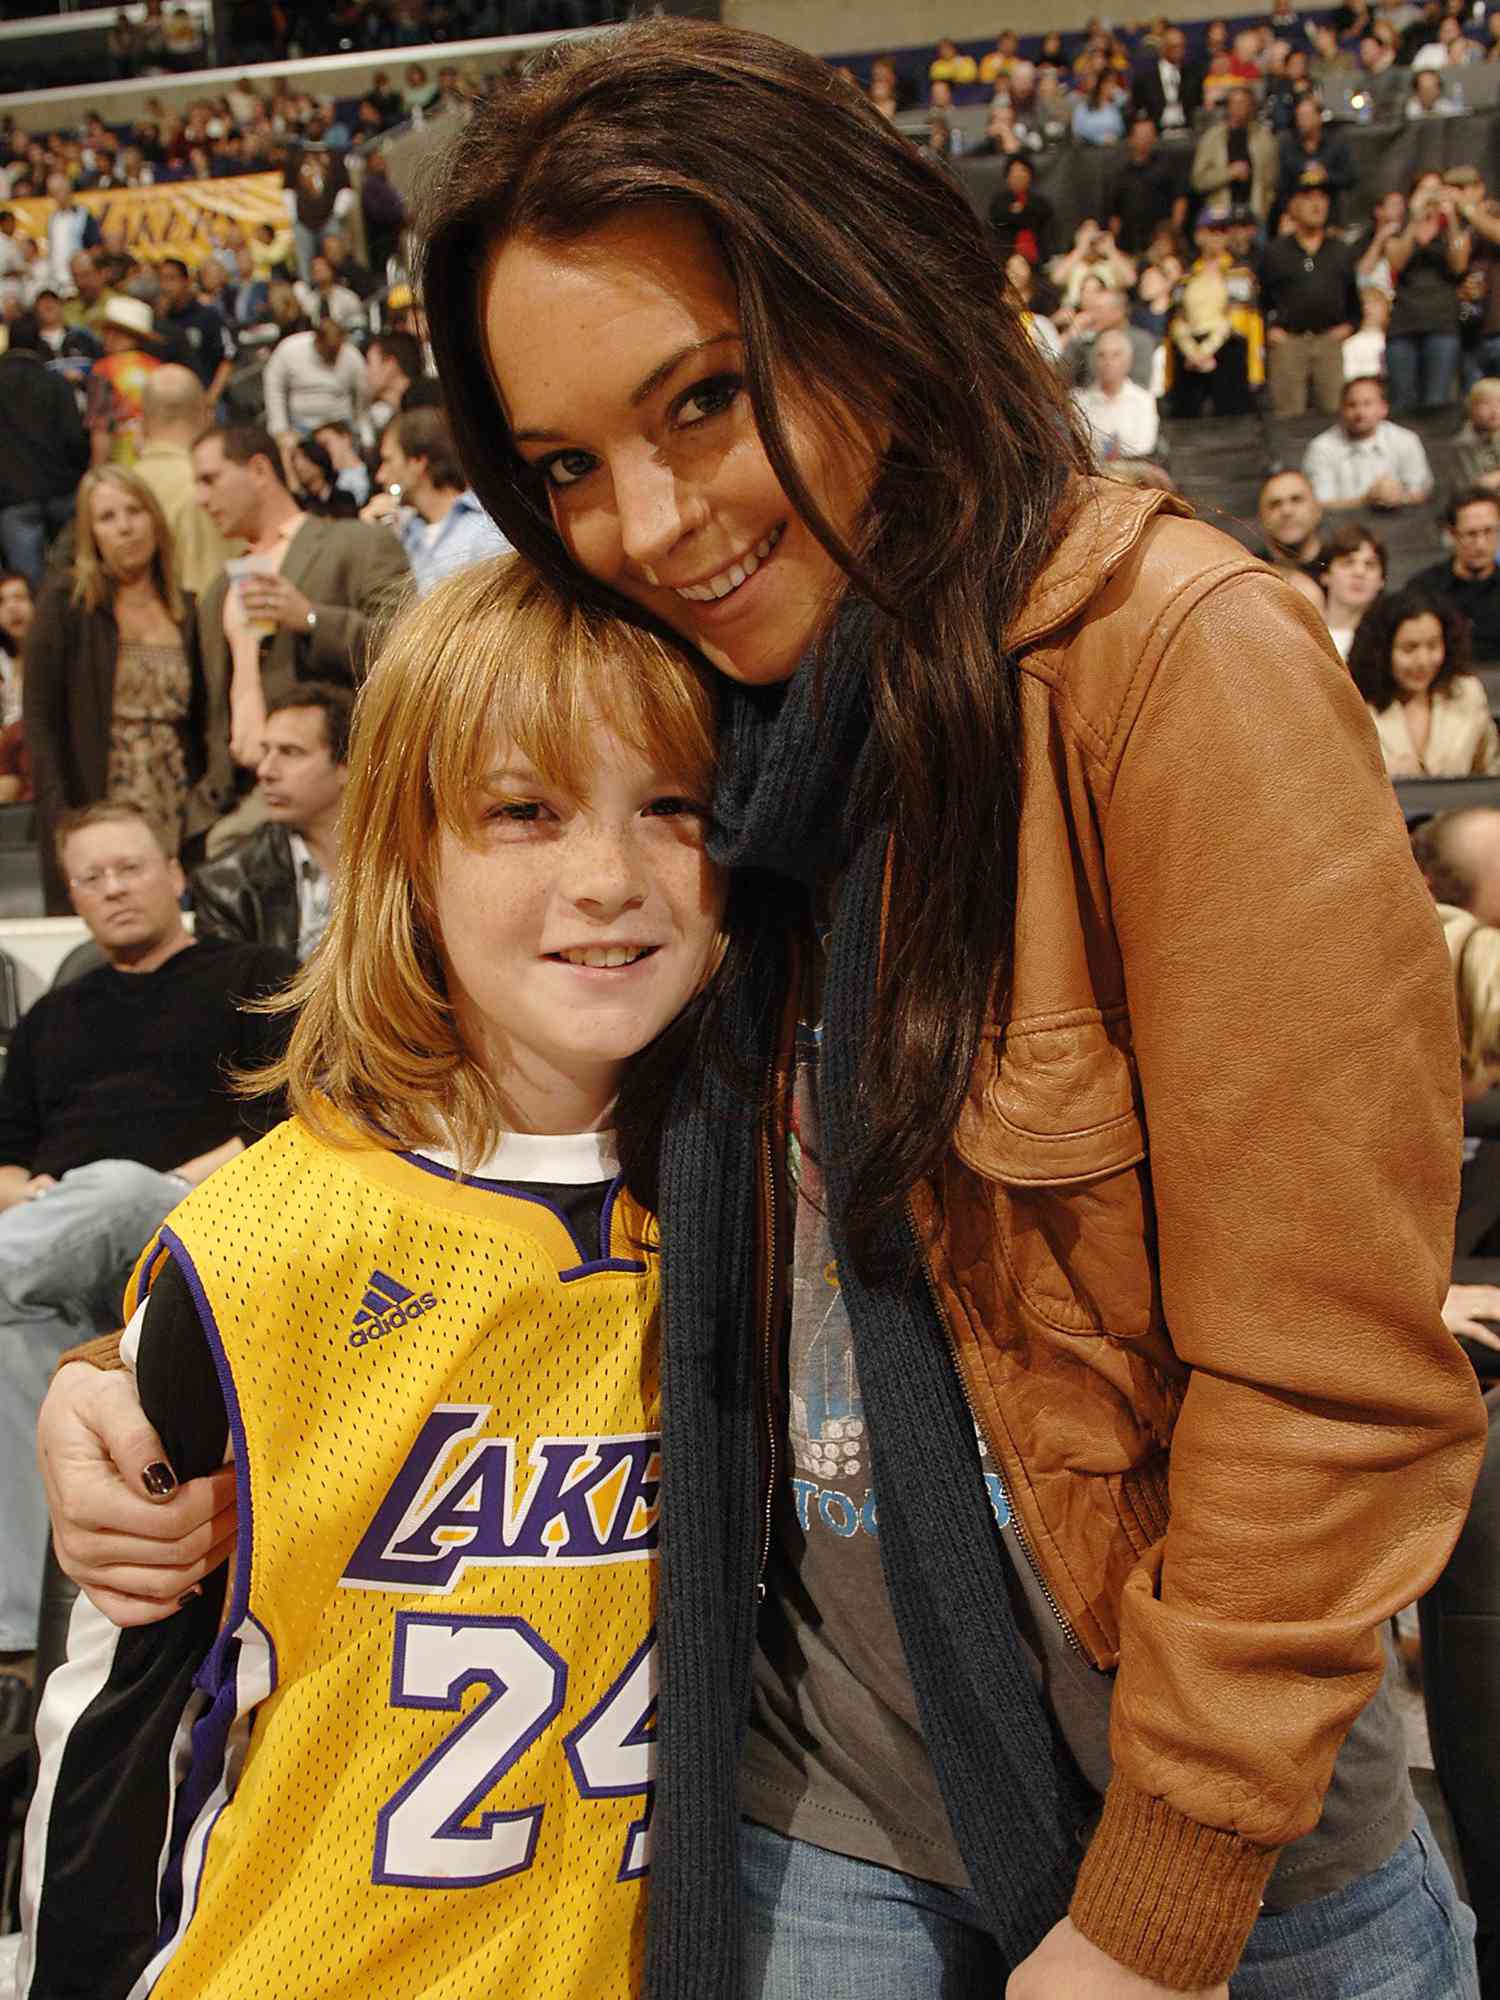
[22,1255,228,2000]
[52,373,89,481]
[135,1251,229,1475]
[201,309,227,377]
[225,943,299,1142]
[0,999,42,1172]
[21,585,75,829]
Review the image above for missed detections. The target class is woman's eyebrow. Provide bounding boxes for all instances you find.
[629,331,739,407]
[510,332,740,443]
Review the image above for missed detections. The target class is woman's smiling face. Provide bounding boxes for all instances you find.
[481,207,879,687]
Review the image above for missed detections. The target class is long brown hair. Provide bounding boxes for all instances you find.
[71,465,182,620]
[419,18,1091,1271]
[256,552,730,1207]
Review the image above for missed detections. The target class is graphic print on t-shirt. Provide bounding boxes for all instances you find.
[787,1022,1010,1544]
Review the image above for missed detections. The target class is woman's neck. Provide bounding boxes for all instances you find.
[112,569,157,604]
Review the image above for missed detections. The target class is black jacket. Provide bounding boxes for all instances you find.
[190,821,301,959]
[0,349,89,509]
[1131,55,1205,130]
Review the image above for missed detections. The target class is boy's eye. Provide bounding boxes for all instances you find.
[675,374,742,426]
[643,795,707,821]
[537,449,596,490]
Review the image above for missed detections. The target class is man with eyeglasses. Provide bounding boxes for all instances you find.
[0,802,294,1736]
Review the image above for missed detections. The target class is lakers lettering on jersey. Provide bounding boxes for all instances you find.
[116,1122,661,2000]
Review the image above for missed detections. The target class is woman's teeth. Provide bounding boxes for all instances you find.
[674,524,784,603]
[554,946,652,968]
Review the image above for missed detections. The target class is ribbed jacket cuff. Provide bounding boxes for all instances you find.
[56,1332,126,1374]
[1068,1775,1279,1990]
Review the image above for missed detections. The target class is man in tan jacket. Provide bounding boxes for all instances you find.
[1191,86,1280,223]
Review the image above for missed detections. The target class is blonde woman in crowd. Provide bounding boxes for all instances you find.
[23,466,218,910]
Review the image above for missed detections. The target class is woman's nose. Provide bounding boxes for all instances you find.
[613,449,698,570]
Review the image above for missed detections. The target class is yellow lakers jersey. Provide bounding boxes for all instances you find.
[129,1119,660,2000]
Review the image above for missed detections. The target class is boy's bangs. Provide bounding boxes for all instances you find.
[417,567,716,836]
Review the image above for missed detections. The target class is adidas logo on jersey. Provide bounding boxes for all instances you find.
[349,1269,438,1348]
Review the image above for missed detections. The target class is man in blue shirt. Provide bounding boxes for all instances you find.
[371,406,510,595]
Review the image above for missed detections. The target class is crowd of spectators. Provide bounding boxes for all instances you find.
[12,0,618,92]
[0,46,515,934]
[824,3,1500,806]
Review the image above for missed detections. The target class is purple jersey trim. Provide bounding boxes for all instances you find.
[150,1226,278,1949]
[395,1152,647,1279]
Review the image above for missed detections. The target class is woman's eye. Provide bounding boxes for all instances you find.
[676,374,743,427]
[538,450,596,490]
[488,800,548,825]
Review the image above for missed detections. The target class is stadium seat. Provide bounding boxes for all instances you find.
[49,941,105,990]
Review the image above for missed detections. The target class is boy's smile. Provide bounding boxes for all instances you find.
[432,714,725,1135]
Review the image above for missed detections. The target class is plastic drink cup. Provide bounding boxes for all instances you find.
[226,554,276,641]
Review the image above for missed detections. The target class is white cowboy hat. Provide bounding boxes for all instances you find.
[101,294,156,341]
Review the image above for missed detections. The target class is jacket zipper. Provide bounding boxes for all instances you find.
[755,1110,780,1602]
[908,1196,1087,1661]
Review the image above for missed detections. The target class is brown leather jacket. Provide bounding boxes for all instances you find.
[880,480,1487,1984]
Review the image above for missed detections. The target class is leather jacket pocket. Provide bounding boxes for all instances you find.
[953,1014,1158,1339]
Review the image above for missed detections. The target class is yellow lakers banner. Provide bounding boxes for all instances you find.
[8,172,288,268]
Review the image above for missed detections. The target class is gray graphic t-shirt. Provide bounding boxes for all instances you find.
[737,1020,1413,1907]
[738,1022,1113,1888]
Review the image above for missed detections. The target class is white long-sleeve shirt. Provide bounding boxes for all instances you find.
[262,329,368,438]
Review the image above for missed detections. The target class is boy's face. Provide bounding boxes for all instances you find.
[434,713,726,1133]
[1473,389,1500,433]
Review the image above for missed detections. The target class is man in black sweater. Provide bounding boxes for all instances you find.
[0,801,293,1718]
[0,313,89,589]
[1411,487,1500,663]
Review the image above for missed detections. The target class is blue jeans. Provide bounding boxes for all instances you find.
[0,494,76,591]
[1385,331,1462,413]
[0,1160,186,1650]
[740,1813,1480,1998]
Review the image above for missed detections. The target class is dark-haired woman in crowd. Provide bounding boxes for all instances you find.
[23,466,216,910]
[1351,586,1500,774]
[41,22,1484,2000]
[0,569,33,727]
[1319,519,1386,661]
[0,569,34,805]
[288,435,358,518]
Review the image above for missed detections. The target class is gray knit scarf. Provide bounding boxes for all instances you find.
[645,601,1095,1997]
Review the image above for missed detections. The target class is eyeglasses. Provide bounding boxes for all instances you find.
[68,858,153,894]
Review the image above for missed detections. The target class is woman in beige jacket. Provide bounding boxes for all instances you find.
[1350,585,1500,775]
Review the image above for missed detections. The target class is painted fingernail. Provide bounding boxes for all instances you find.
[179,1587,202,1607]
[142,1462,178,1498]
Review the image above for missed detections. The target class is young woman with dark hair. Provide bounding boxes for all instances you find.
[1350,585,1500,775]
[37,20,1485,2000]
[1319,518,1387,660]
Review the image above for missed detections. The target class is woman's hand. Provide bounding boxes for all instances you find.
[1007,1919,1229,1999]
[1443,1282,1500,1349]
[39,1362,237,1626]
